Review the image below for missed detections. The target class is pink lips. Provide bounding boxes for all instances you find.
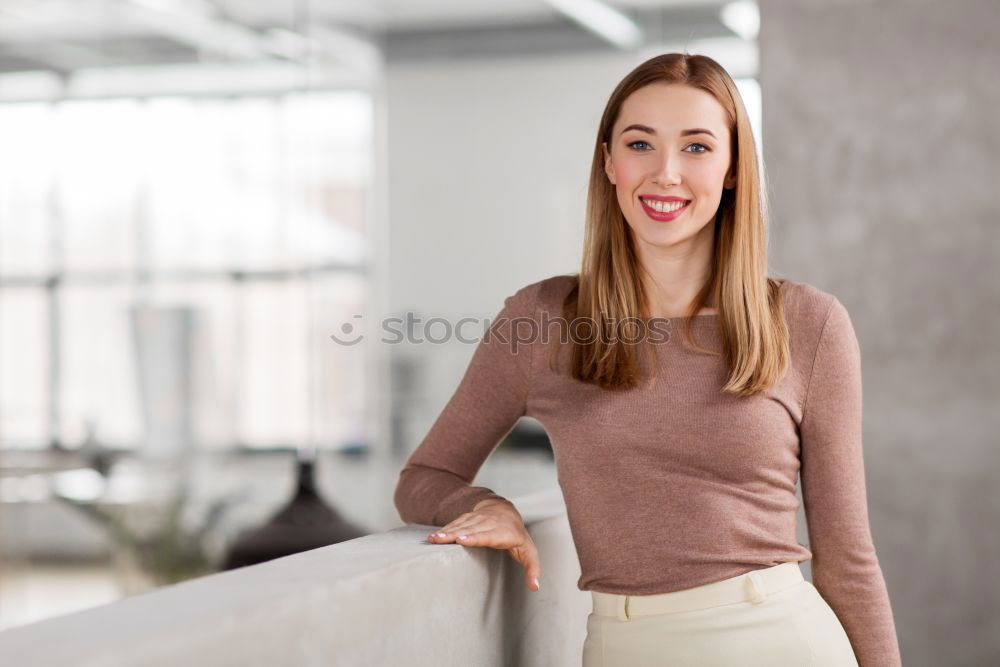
[639,196,691,221]
[640,195,689,202]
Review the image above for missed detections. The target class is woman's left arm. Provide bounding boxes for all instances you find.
[799,297,903,667]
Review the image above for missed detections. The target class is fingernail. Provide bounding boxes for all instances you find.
[533,577,540,590]
[458,534,468,540]
[433,532,444,537]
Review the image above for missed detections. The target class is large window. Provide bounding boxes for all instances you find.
[0,91,372,452]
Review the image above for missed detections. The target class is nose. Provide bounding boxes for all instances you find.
[651,153,681,186]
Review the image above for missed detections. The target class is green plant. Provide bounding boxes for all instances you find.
[53,486,240,586]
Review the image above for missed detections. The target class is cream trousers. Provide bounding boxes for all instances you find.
[582,561,859,666]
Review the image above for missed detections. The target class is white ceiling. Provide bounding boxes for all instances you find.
[0,0,736,74]
[209,0,725,32]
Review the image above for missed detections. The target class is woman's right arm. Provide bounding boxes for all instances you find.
[392,281,540,527]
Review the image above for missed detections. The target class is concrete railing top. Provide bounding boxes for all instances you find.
[0,486,590,667]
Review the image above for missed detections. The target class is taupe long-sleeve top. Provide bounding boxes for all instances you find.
[394,274,901,667]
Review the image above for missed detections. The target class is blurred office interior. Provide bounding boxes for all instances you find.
[0,1,996,665]
[0,0,765,630]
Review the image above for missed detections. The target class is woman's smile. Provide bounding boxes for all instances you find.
[639,196,692,222]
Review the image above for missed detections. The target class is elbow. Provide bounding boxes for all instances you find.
[393,469,425,525]
[392,476,412,524]
[810,542,884,590]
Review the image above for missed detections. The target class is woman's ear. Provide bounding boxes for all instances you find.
[723,164,736,190]
[602,142,616,185]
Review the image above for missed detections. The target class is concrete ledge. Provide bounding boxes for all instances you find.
[0,487,589,667]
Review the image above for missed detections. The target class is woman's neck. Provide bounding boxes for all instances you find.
[633,231,715,319]
[639,271,715,319]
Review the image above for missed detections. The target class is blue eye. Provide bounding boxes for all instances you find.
[625,141,710,153]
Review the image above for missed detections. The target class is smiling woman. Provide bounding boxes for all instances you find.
[571,58,765,391]
[394,51,902,667]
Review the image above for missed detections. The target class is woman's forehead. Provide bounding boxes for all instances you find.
[615,84,729,136]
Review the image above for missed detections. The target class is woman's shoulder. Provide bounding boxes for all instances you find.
[506,273,579,316]
[774,276,840,325]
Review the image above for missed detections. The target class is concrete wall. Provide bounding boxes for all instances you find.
[759,1,1000,665]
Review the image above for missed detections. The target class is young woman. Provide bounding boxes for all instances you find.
[394,53,902,666]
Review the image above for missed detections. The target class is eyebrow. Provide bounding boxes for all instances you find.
[619,124,717,139]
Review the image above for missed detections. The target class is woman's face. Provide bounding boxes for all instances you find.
[603,83,735,251]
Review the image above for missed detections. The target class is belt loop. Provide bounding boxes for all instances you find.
[746,572,767,604]
[623,595,631,621]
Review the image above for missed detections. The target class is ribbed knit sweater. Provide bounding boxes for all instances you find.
[394,274,901,667]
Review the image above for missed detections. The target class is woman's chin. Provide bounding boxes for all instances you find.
[635,225,690,247]
[630,218,712,249]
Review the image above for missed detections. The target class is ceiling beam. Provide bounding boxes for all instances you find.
[0,42,121,74]
[543,0,644,49]
[123,0,270,60]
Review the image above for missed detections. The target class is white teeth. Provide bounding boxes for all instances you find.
[642,198,688,213]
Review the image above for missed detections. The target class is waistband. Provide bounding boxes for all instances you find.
[590,561,805,622]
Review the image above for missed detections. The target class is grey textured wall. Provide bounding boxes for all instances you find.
[759,1,1000,665]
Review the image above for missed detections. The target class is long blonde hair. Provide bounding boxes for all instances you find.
[554,52,788,396]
